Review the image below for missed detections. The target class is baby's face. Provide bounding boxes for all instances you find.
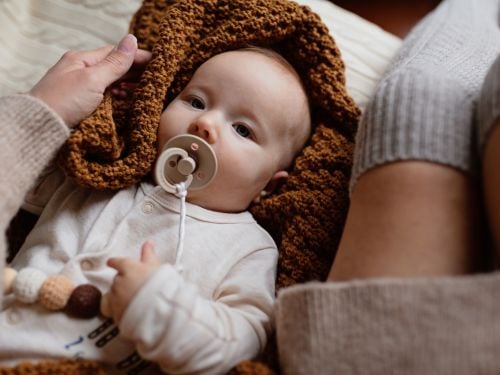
[158,50,310,212]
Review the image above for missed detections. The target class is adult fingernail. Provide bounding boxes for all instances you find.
[117,34,137,53]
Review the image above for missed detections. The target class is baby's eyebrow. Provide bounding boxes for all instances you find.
[184,82,212,96]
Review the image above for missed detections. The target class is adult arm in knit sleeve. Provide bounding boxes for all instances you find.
[330,0,500,280]
[276,0,500,374]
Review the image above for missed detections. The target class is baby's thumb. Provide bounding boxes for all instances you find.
[91,34,137,88]
[141,240,160,264]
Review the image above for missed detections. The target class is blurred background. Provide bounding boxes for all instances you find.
[332,0,442,37]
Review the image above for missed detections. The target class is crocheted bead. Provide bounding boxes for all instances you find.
[3,267,17,294]
[66,284,102,319]
[38,275,76,310]
[12,267,47,303]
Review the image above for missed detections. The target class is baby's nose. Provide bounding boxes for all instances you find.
[188,115,219,144]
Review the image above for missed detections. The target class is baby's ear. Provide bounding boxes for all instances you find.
[265,170,289,194]
[253,170,289,204]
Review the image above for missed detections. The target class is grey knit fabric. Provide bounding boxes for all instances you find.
[277,273,500,375]
[478,54,500,153]
[350,0,500,191]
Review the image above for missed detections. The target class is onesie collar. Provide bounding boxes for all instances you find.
[139,182,256,224]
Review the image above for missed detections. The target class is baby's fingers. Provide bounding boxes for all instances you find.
[100,292,112,318]
[107,257,130,274]
[140,240,161,265]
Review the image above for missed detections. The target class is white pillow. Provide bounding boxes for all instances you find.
[0,0,401,110]
[295,0,402,109]
[0,0,142,96]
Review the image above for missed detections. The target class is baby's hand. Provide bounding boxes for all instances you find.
[103,240,161,322]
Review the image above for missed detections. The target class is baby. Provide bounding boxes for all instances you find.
[1,48,310,375]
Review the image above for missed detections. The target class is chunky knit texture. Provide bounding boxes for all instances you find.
[0,360,106,375]
[59,0,359,191]
[56,0,360,372]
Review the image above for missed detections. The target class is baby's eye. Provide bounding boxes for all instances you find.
[190,98,205,110]
[233,123,251,138]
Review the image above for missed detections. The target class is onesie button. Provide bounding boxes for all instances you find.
[6,308,21,325]
[142,202,153,214]
[81,260,93,270]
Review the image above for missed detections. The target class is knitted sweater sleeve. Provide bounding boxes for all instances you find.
[349,0,500,191]
[0,94,68,297]
[276,273,500,375]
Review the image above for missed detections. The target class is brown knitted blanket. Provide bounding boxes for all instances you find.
[5,0,359,373]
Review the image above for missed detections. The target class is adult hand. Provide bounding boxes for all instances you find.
[29,34,151,127]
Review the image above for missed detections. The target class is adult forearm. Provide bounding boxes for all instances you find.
[0,94,68,303]
[330,0,500,280]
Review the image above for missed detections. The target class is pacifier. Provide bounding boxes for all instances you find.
[154,134,218,193]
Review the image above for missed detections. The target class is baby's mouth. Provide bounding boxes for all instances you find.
[154,134,218,193]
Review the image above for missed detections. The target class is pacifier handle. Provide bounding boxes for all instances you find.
[154,134,218,193]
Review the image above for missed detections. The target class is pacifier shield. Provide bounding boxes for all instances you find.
[154,134,218,193]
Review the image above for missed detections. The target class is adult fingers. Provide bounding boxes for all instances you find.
[88,34,137,88]
[71,45,116,67]
[111,49,152,85]
[133,49,152,65]
[60,43,149,71]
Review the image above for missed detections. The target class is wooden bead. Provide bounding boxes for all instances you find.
[66,284,102,319]
[38,275,75,310]
[3,267,17,295]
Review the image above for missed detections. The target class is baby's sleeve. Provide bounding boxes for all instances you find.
[119,246,277,375]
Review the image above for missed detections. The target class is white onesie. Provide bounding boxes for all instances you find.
[0,166,277,374]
